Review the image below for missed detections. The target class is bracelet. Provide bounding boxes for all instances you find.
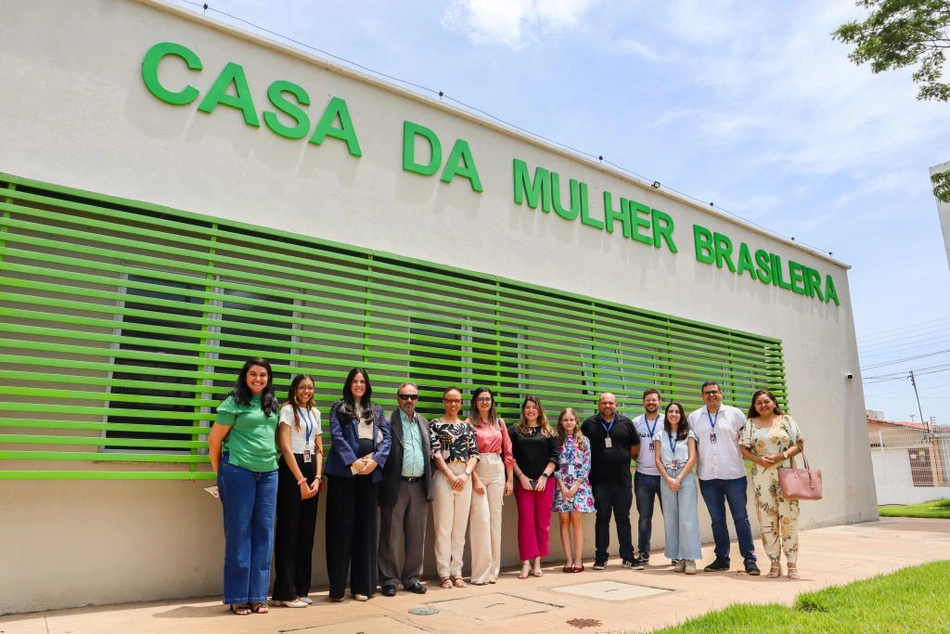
[296,477,307,485]
[315,474,323,480]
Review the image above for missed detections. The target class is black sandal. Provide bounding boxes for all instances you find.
[230,604,251,616]
[250,602,269,614]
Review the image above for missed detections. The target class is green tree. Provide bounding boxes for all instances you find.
[834,1,950,203]
[833,0,950,102]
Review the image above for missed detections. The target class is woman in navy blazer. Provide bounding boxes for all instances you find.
[324,367,391,601]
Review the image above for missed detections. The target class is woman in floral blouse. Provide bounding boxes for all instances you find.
[740,389,805,579]
[553,408,594,572]
[430,386,480,588]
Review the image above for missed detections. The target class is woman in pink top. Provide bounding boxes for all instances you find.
[467,387,514,584]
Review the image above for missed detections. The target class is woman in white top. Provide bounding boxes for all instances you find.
[654,402,701,575]
[272,374,324,607]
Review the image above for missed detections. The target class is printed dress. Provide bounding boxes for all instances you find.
[741,415,804,564]
[553,435,595,513]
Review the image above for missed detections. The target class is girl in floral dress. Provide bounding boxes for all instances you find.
[554,408,595,572]
[740,389,805,579]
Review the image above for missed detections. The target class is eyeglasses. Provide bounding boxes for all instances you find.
[398,394,419,401]
[476,397,492,403]
[443,398,462,404]
[703,390,721,396]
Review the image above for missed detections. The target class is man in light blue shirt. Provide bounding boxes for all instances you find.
[632,388,664,565]
[378,382,432,596]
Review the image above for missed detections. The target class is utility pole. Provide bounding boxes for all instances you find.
[909,370,927,434]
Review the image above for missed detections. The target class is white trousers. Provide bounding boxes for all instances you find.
[469,452,506,583]
[432,462,473,579]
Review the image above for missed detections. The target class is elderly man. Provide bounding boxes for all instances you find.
[688,380,759,575]
[582,392,641,571]
[377,382,432,596]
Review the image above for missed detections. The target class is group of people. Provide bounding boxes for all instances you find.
[208,358,806,616]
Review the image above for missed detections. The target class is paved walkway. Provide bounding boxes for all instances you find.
[3,518,949,633]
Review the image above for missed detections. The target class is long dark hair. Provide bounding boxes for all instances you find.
[663,402,689,441]
[746,389,784,419]
[469,386,499,428]
[338,367,375,426]
[516,395,555,437]
[230,357,279,416]
[283,374,316,432]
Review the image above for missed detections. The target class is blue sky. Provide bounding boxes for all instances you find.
[179,0,950,424]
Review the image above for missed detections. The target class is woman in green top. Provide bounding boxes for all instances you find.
[208,357,281,616]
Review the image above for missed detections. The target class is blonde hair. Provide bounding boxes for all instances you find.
[556,407,584,445]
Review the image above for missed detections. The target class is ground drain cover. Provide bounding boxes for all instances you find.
[408,606,439,615]
[552,579,671,601]
[425,592,561,622]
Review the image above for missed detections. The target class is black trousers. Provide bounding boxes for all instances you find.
[325,474,378,599]
[272,454,319,601]
[592,483,635,562]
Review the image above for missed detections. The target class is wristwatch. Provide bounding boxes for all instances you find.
[464,468,472,476]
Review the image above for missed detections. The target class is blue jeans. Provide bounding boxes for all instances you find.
[592,483,634,562]
[218,455,278,604]
[659,468,701,560]
[634,472,662,559]
[699,476,756,563]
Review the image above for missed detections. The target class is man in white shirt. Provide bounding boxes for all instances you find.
[688,380,760,575]
[631,389,664,565]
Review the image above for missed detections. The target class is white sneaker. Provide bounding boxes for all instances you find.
[684,560,697,575]
[281,599,308,608]
[673,560,686,573]
[297,596,313,605]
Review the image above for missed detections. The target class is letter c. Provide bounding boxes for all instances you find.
[142,42,202,105]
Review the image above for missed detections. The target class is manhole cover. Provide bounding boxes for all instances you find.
[408,607,439,615]
[426,592,561,622]
[552,580,671,601]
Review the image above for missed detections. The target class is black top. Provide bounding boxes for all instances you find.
[508,424,560,480]
[581,413,639,486]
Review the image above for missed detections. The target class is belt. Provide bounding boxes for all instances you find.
[401,475,424,483]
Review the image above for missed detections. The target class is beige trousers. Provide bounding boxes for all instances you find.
[433,462,473,579]
[469,452,506,583]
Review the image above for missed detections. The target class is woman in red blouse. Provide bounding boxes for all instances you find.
[467,387,514,585]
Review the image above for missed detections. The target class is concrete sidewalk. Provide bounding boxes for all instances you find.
[3,517,949,634]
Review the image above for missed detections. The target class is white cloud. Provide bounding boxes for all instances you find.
[442,0,596,48]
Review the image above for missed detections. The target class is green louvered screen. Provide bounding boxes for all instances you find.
[0,172,787,480]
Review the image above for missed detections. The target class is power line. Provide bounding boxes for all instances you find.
[857,316,950,344]
[861,349,950,371]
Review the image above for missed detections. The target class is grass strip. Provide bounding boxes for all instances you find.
[879,499,950,519]
[655,561,950,633]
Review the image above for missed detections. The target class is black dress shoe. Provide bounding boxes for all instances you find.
[381,584,397,597]
[744,560,761,576]
[404,582,427,594]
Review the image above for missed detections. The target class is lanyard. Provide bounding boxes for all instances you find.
[706,409,720,431]
[644,414,659,439]
[298,407,315,445]
[600,416,615,435]
[668,432,678,455]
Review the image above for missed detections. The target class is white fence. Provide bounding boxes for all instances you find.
[870,429,950,505]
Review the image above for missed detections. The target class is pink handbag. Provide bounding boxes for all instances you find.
[778,453,822,500]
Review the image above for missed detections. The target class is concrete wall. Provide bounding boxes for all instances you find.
[0,0,877,613]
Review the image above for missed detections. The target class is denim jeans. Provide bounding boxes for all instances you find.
[592,483,634,562]
[659,467,701,560]
[699,476,756,563]
[218,455,278,604]
[634,472,662,559]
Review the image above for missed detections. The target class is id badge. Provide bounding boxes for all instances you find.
[303,449,312,463]
[709,433,717,444]
[605,437,613,449]
[670,460,679,469]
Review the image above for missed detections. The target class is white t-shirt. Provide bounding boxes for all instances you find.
[632,413,664,476]
[688,404,746,481]
[278,404,322,454]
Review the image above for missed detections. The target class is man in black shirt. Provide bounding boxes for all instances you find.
[581,392,641,570]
